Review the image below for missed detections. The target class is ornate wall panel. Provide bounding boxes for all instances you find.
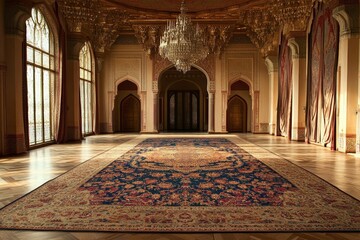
[114,58,141,82]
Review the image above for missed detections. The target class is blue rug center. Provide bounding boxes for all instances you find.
[79,138,298,206]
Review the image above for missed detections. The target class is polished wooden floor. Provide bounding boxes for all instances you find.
[0,133,359,240]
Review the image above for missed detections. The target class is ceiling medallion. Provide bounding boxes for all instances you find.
[159,0,208,74]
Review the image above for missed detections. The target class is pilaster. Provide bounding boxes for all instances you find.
[94,52,104,135]
[288,34,307,141]
[3,1,31,154]
[333,4,359,153]
[64,33,86,142]
[0,0,5,155]
[253,91,260,133]
[208,92,215,133]
[265,55,278,135]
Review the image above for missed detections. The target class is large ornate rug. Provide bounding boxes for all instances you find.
[0,137,359,232]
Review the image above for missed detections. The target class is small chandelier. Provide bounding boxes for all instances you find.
[159,0,208,73]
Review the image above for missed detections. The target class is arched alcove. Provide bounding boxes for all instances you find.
[113,80,140,133]
[228,80,252,132]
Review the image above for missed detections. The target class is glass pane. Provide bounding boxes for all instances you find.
[50,32,54,55]
[80,69,84,79]
[86,54,91,70]
[27,65,35,145]
[43,53,49,68]
[42,27,50,53]
[34,27,41,49]
[35,49,42,65]
[27,46,34,63]
[50,72,55,110]
[80,81,85,133]
[184,92,190,129]
[50,56,55,70]
[43,70,51,141]
[35,67,43,143]
[169,94,175,129]
[86,71,91,81]
[176,92,182,129]
[87,82,92,133]
[192,94,198,129]
[26,17,35,45]
[85,83,89,133]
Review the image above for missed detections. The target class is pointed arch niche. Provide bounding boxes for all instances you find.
[228,80,252,132]
[113,80,141,133]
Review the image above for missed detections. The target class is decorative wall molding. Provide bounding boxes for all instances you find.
[288,36,307,59]
[196,55,216,92]
[265,56,278,74]
[333,4,360,37]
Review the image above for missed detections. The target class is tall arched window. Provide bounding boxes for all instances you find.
[26,8,56,146]
[79,42,94,135]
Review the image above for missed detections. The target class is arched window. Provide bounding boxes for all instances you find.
[26,8,56,146]
[79,42,94,135]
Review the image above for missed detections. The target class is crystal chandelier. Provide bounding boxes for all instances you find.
[159,0,208,73]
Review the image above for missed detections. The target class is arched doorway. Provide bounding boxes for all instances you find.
[228,80,252,132]
[158,67,208,132]
[120,95,140,132]
[227,96,247,132]
[113,80,140,133]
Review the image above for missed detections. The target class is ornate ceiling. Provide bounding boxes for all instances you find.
[57,0,315,57]
[104,0,269,15]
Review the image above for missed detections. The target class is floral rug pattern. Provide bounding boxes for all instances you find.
[79,138,297,206]
[0,136,359,232]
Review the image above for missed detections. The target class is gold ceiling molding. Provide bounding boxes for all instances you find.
[55,0,320,56]
[270,0,313,31]
[58,0,130,52]
[203,25,235,56]
[91,8,129,53]
[133,25,162,56]
[133,24,234,58]
[241,9,279,49]
[57,0,99,33]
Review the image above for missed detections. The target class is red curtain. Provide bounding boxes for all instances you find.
[306,3,339,149]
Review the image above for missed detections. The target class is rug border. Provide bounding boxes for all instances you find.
[0,135,359,233]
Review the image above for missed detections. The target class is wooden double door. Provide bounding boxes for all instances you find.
[168,91,199,131]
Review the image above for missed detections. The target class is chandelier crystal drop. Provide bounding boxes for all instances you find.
[159,0,208,74]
